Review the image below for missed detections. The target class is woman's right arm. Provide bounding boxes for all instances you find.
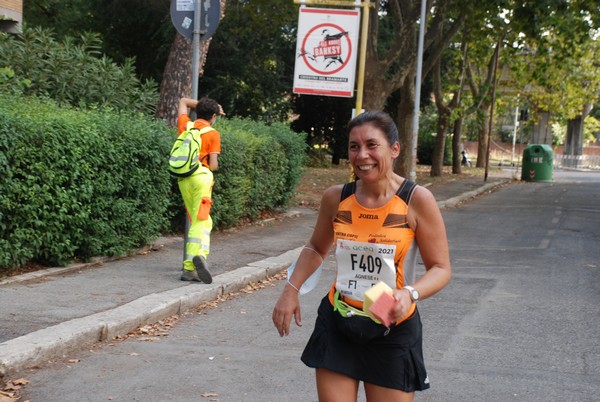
[272,185,341,337]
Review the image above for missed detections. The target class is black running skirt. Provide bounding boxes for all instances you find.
[301,296,430,392]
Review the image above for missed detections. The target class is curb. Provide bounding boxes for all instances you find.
[0,209,305,287]
[0,247,302,378]
[436,179,512,210]
[0,236,182,287]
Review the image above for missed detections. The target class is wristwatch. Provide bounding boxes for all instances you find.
[403,285,420,302]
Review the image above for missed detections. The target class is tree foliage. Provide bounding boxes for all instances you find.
[17,0,600,167]
[508,0,600,121]
[361,0,468,176]
[291,95,355,164]
[23,0,174,83]
[0,27,158,113]
[199,0,297,122]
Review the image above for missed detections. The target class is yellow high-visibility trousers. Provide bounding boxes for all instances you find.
[178,166,214,271]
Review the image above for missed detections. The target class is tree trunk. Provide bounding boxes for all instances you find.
[450,41,468,174]
[155,34,192,126]
[360,1,416,111]
[155,0,227,126]
[331,151,341,165]
[452,116,464,174]
[563,104,593,169]
[430,112,448,176]
[395,75,416,178]
[465,42,500,171]
[430,54,457,177]
[359,1,465,178]
[531,111,553,145]
[565,104,593,158]
[476,106,489,168]
[565,117,583,155]
[362,58,396,110]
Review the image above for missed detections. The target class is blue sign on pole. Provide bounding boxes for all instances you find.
[170,0,221,40]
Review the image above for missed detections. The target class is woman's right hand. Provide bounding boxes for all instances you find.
[272,284,302,337]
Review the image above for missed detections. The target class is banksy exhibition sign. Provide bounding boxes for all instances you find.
[293,7,360,97]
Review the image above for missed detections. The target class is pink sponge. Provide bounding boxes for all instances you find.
[368,291,396,327]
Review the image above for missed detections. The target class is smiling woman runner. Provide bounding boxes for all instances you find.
[272,110,451,402]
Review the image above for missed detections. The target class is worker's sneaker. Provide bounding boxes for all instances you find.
[180,269,200,282]
[193,256,213,284]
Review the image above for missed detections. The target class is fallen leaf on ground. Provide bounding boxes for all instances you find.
[138,337,160,342]
[0,391,17,400]
[2,383,20,392]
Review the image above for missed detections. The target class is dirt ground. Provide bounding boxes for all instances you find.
[292,162,485,208]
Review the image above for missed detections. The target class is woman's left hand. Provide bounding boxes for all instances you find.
[391,288,413,322]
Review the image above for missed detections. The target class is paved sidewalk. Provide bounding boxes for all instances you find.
[0,171,514,379]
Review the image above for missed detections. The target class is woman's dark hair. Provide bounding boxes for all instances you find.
[195,97,220,120]
[347,111,399,146]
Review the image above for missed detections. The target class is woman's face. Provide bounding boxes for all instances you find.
[348,123,400,182]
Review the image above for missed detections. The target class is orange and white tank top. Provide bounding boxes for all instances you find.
[328,179,418,316]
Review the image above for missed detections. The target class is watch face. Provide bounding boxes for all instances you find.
[411,290,419,301]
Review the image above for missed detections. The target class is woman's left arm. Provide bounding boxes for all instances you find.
[406,186,452,300]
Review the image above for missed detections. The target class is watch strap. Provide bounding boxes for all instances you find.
[403,285,419,302]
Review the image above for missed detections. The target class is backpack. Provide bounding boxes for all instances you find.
[168,122,214,177]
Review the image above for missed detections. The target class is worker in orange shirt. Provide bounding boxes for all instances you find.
[176,97,224,283]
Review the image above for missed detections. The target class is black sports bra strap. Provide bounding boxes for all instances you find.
[341,180,416,204]
[340,181,357,202]
[396,179,417,204]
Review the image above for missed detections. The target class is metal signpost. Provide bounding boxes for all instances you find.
[293,0,371,116]
[410,0,426,181]
[293,0,427,181]
[170,0,221,98]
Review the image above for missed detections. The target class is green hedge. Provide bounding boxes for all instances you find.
[0,95,306,271]
[210,118,306,226]
[0,95,173,269]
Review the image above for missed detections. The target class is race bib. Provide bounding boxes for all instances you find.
[335,239,397,302]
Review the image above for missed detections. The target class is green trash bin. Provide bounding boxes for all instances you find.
[521,144,553,182]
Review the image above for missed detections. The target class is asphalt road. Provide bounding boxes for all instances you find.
[15,170,600,401]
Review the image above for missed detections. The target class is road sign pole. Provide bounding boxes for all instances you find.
[409,0,426,182]
[191,0,202,99]
[354,1,370,116]
[185,0,203,263]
